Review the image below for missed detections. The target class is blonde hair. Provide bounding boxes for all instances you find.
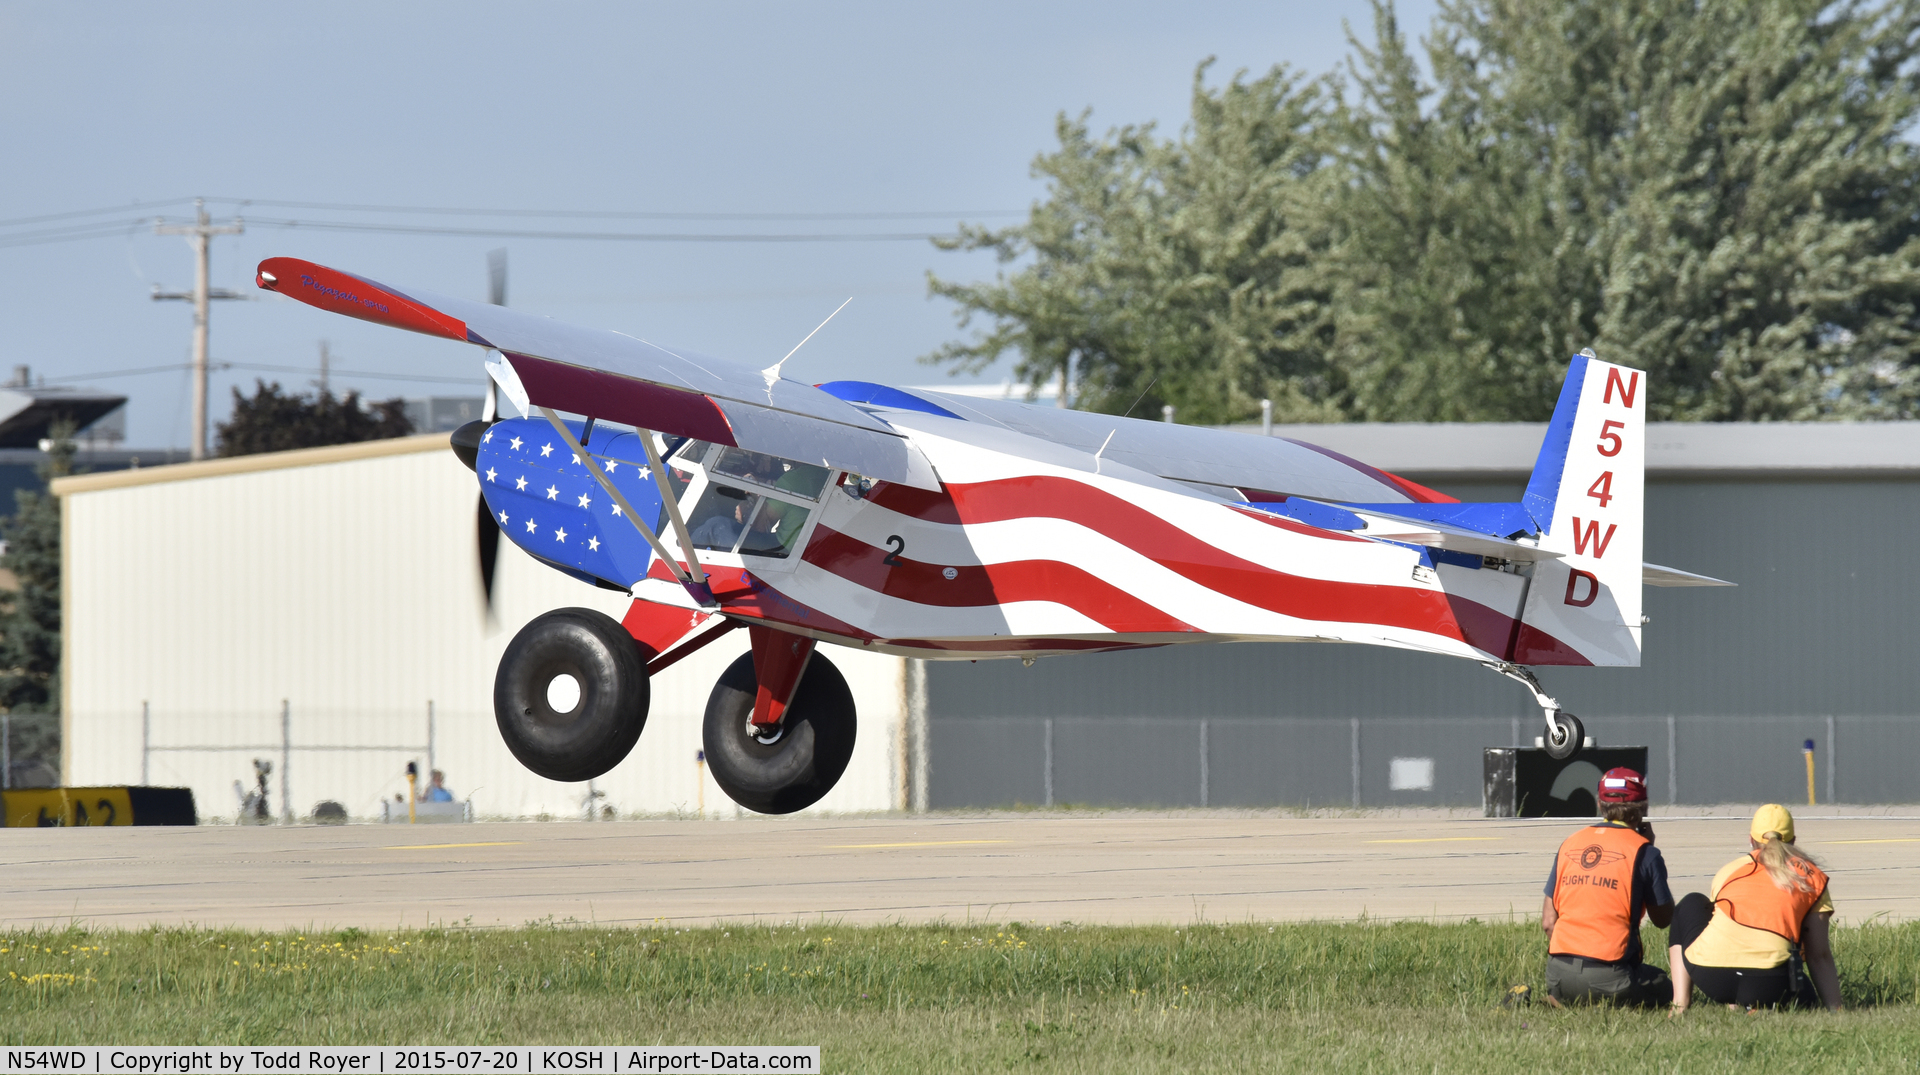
[1754,831,1821,894]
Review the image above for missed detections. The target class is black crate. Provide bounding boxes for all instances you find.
[1483,747,1650,817]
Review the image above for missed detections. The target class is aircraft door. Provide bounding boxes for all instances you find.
[670,441,830,560]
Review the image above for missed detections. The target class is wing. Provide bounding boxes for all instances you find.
[255,258,938,489]
[817,381,1447,505]
[1643,562,1735,587]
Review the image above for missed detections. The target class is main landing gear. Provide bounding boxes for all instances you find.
[703,645,858,815]
[495,608,650,782]
[1484,662,1588,761]
[494,611,856,813]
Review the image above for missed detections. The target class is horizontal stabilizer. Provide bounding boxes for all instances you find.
[1346,509,1564,562]
[1643,562,1735,587]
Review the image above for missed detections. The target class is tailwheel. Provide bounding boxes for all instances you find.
[1543,709,1584,761]
[703,650,857,815]
[494,608,649,782]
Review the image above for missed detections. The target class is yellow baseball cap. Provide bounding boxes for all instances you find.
[1750,803,1795,843]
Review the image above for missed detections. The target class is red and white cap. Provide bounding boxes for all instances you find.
[1597,767,1648,803]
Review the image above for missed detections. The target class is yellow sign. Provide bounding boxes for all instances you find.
[3,787,135,827]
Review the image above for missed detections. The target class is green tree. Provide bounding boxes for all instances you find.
[217,381,412,457]
[1343,0,1920,420]
[927,64,1343,424]
[929,0,1920,423]
[0,423,74,782]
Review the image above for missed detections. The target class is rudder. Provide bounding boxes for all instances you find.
[1514,354,1645,667]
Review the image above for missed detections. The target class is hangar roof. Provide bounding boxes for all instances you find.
[50,432,449,496]
[1223,421,1920,481]
[49,420,1920,498]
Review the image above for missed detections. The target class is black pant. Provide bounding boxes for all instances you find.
[1670,892,1795,1008]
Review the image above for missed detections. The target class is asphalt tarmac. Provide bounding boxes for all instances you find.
[4,812,1917,930]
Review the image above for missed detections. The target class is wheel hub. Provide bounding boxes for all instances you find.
[746,718,785,745]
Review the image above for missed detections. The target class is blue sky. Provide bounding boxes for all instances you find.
[0,1,1435,449]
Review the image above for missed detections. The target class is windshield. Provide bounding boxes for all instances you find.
[709,447,831,500]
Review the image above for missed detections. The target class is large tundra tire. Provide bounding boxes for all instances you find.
[702,650,856,815]
[494,608,649,782]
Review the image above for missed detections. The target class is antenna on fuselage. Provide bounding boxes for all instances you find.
[761,296,853,389]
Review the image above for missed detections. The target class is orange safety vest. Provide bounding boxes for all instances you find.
[1550,823,1649,962]
[1715,852,1829,943]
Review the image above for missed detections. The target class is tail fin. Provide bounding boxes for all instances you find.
[1513,352,1645,667]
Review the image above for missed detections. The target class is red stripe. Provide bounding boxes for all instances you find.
[1511,623,1597,666]
[1282,438,1460,504]
[1380,469,1459,505]
[863,480,960,523]
[507,353,736,446]
[925,475,1468,638]
[659,480,1580,660]
[884,637,1164,654]
[802,525,1200,634]
[256,257,469,341]
[646,559,871,639]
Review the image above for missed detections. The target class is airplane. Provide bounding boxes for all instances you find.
[255,256,1731,814]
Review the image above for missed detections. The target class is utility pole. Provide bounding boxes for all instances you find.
[317,340,330,396]
[153,198,244,460]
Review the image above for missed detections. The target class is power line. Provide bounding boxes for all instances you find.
[40,361,479,387]
[226,361,479,386]
[0,219,153,249]
[235,217,953,242]
[0,197,194,230]
[205,197,1023,221]
[0,214,969,249]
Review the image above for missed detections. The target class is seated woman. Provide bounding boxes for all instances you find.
[1668,804,1842,1012]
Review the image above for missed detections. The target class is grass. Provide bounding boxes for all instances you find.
[4,920,1920,1070]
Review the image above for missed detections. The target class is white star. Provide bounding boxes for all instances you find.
[587,536,600,551]
[611,503,623,517]
[509,436,523,450]
[524,519,537,533]
[576,492,592,508]
[555,527,569,543]
[482,429,493,443]
[540,442,554,458]
[605,460,618,473]
[498,510,509,525]
[485,467,497,483]
[571,453,580,465]
[515,476,527,491]
[545,485,559,500]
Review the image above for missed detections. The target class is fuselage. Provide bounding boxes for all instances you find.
[474,411,1534,665]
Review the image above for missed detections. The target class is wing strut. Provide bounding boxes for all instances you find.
[538,407,717,607]
[638,426,708,588]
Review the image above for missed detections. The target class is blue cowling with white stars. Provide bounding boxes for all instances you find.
[474,416,666,591]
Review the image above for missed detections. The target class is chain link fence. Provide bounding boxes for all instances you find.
[1,712,60,789]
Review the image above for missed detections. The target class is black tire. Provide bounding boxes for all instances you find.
[494,608,649,782]
[703,649,856,815]
[1544,710,1584,761]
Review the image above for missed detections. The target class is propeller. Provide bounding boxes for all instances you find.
[472,249,509,620]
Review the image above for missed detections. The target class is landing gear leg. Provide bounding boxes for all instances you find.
[1483,662,1587,761]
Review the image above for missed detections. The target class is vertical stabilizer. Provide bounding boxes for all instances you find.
[1515,354,1645,667]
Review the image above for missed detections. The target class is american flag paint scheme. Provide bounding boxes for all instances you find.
[257,256,1731,810]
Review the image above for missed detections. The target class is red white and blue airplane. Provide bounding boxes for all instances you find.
[257,256,1730,813]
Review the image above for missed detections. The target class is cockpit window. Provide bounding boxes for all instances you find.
[673,439,718,466]
[671,442,826,559]
[686,483,756,554]
[684,483,810,559]
[710,447,831,500]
